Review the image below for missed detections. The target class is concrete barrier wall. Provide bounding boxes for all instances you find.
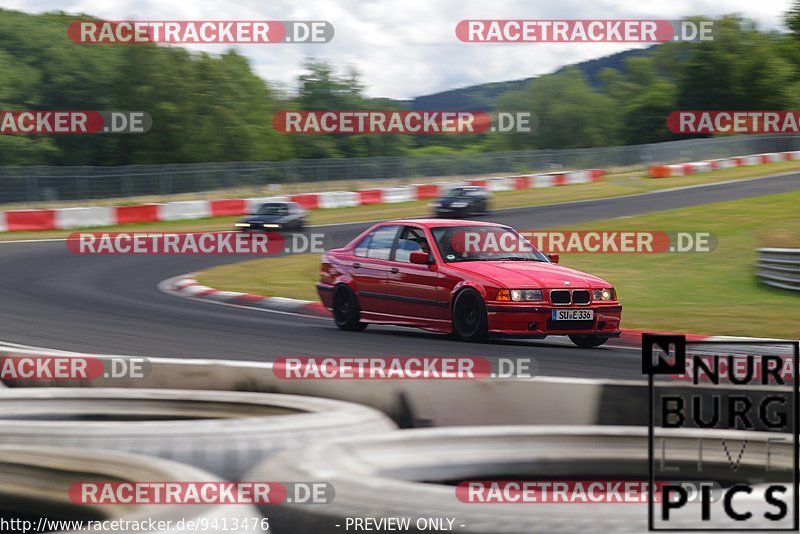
[3,347,790,430]
[0,347,604,428]
[158,200,212,221]
[54,207,114,229]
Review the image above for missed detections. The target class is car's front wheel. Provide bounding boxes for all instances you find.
[332,285,367,331]
[452,289,488,341]
[569,334,608,348]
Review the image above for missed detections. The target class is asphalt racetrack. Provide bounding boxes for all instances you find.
[1,172,798,380]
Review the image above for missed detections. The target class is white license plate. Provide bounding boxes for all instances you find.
[552,309,594,321]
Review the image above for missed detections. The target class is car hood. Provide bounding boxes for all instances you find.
[449,261,609,288]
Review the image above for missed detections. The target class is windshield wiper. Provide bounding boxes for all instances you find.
[495,256,536,261]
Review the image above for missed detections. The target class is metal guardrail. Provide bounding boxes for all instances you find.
[1,133,799,205]
[757,248,800,292]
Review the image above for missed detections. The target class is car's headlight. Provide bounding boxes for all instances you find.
[234,223,250,227]
[451,202,468,208]
[593,288,616,301]
[496,289,543,302]
[262,223,280,228]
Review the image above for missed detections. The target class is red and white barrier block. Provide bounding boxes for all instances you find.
[0,167,601,232]
[649,151,799,178]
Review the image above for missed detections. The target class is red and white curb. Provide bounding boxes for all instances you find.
[159,274,331,318]
[648,150,800,178]
[161,274,786,346]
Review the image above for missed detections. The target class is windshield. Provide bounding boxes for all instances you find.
[431,226,549,263]
[442,187,477,198]
[256,203,289,215]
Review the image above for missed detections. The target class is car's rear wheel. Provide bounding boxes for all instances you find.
[452,289,488,341]
[333,285,367,331]
[569,334,608,348]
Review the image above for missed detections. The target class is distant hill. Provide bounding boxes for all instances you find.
[410,46,655,111]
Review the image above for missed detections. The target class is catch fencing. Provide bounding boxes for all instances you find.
[1,134,799,205]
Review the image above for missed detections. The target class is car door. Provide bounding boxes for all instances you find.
[383,225,445,321]
[350,225,400,316]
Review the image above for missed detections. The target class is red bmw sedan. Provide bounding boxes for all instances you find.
[316,219,622,347]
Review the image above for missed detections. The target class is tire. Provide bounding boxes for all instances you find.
[332,285,367,331]
[0,388,395,481]
[246,426,795,533]
[0,446,267,534]
[451,289,488,341]
[569,334,608,348]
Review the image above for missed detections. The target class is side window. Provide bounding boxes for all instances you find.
[366,225,400,260]
[394,227,430,263]
[353,234,371,257]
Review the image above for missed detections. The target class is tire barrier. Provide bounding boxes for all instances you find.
[0,445,266,534]
[757,248,800,292]
[0,388,395,481]
[247,425,795,533]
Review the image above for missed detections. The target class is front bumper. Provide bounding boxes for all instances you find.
[484,303,622,337]
[317,283,334,309]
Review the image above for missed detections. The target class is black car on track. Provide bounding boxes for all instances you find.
[430,185,491,217]
[234,201,306,232]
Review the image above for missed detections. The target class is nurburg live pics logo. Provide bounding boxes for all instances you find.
[642,334,799,531]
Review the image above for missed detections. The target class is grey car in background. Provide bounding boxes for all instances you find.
[234,201,307,232]
[430,185,491,217]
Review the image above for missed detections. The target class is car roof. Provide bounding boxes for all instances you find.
[381,218,505,228]
[444,185,485,191]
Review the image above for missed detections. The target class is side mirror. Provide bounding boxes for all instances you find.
[548,253,559,264]
[410,251,431,265]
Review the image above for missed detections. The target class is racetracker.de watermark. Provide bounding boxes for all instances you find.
[273,356,538,379]
[273,110,539,134]
[457,480,720,504]
[0,355,150,381]
[0,111,151,134]
[668,111,800,134]
[451,230,716,254]
[67,232,325,255]
[456,20,714,43]
[68,20,333,44]
[69,481,332,504]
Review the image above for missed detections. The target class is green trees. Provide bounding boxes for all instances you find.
[0,9,799,165]
[485,15,800,151]
[787,0,800,37]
